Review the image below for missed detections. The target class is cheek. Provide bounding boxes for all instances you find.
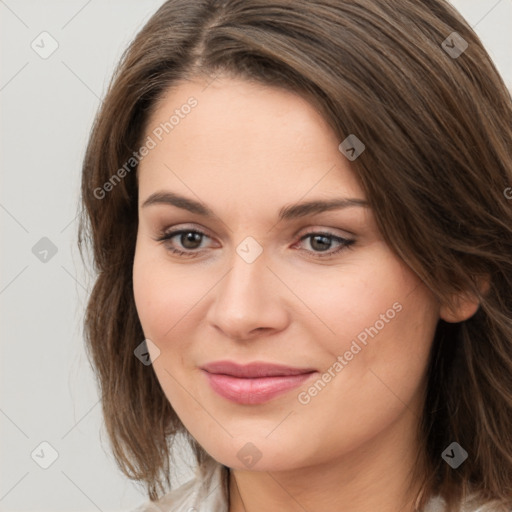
[293,246,426,354]
[288,262,438,460]
[132,243,211,418]
[133,242,203,342]
[306,248,439,406]
[132,247,164,339]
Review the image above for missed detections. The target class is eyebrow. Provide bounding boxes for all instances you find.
[141,191,369,221]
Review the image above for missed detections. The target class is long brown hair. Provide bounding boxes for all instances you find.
[78,1,512,510]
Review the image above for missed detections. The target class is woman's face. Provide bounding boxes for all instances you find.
[133,76,441,471]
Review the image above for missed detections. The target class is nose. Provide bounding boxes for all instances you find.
[205,246,289,341]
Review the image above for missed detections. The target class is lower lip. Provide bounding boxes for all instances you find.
[202,370,317,405]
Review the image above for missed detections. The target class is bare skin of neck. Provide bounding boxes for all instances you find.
[228,399,426,512]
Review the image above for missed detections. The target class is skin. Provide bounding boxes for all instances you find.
[132,76,479,512]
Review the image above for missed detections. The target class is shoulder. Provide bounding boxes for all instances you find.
[130,458,229,512]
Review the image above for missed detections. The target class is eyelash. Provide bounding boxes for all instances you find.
[155,228,355,259]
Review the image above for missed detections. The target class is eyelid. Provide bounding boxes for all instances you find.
[157,222,354,240]
[158,223,217,244]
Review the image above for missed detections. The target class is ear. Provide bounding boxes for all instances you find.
[439,274,490,323]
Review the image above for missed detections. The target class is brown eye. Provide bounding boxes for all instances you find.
[157,229,210,258]
[178,231,203,250]
[295,232,355,258]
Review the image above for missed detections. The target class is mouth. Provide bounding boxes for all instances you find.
[200,360,318,405]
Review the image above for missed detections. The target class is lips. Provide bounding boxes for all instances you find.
[200,360,318,404]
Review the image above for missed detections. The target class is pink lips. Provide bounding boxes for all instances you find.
[201,360,317,405]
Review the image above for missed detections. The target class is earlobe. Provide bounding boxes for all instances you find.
[439,275,490,323]
[439,295,480,323]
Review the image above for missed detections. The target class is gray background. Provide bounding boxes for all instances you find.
[1,1,511,511]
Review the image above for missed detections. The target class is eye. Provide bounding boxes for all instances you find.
[155,228,355,259]
[156,229,211,258]
[294,231,355,258]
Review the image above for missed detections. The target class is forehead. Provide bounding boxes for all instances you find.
[137,77,364,205]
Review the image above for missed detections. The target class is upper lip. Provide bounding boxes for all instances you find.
[201,360,317,378]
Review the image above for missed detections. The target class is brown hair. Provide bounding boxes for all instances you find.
[78,0,512,510]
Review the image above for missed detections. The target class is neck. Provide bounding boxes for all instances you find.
[228,407,426,512]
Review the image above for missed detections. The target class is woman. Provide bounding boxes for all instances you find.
[78,1,512,511]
